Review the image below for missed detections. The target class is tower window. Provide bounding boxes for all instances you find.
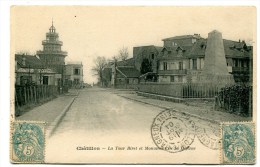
[74,68,80,75]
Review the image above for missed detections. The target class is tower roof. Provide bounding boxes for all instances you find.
[49,20,56,33]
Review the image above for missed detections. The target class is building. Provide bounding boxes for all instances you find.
[36,21,68,85]
[15,54,58,86]
[133,45,163,73]
[64,62,84,88]
[102,58,140,89]
[157,32,252,83]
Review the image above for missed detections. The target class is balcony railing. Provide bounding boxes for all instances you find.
[158,69,187,75]
[42,40,63,45]
[36,50,68,56]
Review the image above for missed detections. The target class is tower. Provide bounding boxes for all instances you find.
[36,20,67,74]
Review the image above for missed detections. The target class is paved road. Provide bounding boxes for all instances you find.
[46,88,220,163]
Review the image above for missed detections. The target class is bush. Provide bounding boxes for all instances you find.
[218,84,252,116]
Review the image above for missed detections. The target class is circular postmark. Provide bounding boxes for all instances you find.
[151,110,196,153]
[195,122,220,150]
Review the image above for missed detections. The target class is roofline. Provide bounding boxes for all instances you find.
[162,34,203,41]
[133,45,162,48]
[162,35,193,41]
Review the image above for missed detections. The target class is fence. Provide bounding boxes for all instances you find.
[15,85,59,108]
[137,82,228,98]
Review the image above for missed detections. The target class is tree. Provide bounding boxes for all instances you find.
[91,56,107,86]
[117,46,129,61]
[140,58,152,74]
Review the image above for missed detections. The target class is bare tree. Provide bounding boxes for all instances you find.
[91,56,107,86]
[117,46,129,61]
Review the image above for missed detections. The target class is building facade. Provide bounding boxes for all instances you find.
[15,54,58,86]
[64,62,84,88]
[102,58,140,88]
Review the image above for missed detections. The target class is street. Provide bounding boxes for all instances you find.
[46,87,220,163]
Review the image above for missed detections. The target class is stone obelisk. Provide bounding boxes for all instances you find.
[201,30,234,84]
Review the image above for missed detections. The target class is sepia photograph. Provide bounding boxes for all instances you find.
[10,6,256,164]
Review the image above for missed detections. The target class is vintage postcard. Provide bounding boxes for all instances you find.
[10,6,256,164]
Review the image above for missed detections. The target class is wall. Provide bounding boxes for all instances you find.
[115,78,139,89]
[158,76,170,83]
[138,82,183,97]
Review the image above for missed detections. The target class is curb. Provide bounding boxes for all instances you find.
[118,94,220,124]
[47,96,77,138]
[137,91,185,103]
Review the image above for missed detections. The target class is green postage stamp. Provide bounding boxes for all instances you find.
[221,122,255,164]
[10,121,45,163]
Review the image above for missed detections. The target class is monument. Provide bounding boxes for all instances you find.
[200,30,234,84]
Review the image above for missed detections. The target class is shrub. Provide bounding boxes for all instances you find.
[218,84,252,116]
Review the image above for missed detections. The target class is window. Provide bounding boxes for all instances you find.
[241,60,244,67]
[74,79,79,84]
[233,59,239,67]
[172,42,177,46]
[192,59,197,70]
[74,68,80,75]
[178,76,183,82]
[43,76,48,85]
[170,76,175,82]
[151,53,155,60]
[198,58,203,69]
[20,76,32,86]
[179,62,183,70]
[192,38,197,44]
[163,62,168,70]
[177,50,183,56]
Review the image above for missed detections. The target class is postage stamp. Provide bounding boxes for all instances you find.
[151,109,196,153]
[221,122,255,164]
[10,121,45,163]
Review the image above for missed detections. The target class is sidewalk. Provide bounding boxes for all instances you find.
[112,90,252,123]
[16,89,79,137]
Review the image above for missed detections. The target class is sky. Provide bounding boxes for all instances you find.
[11,6,256,84]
